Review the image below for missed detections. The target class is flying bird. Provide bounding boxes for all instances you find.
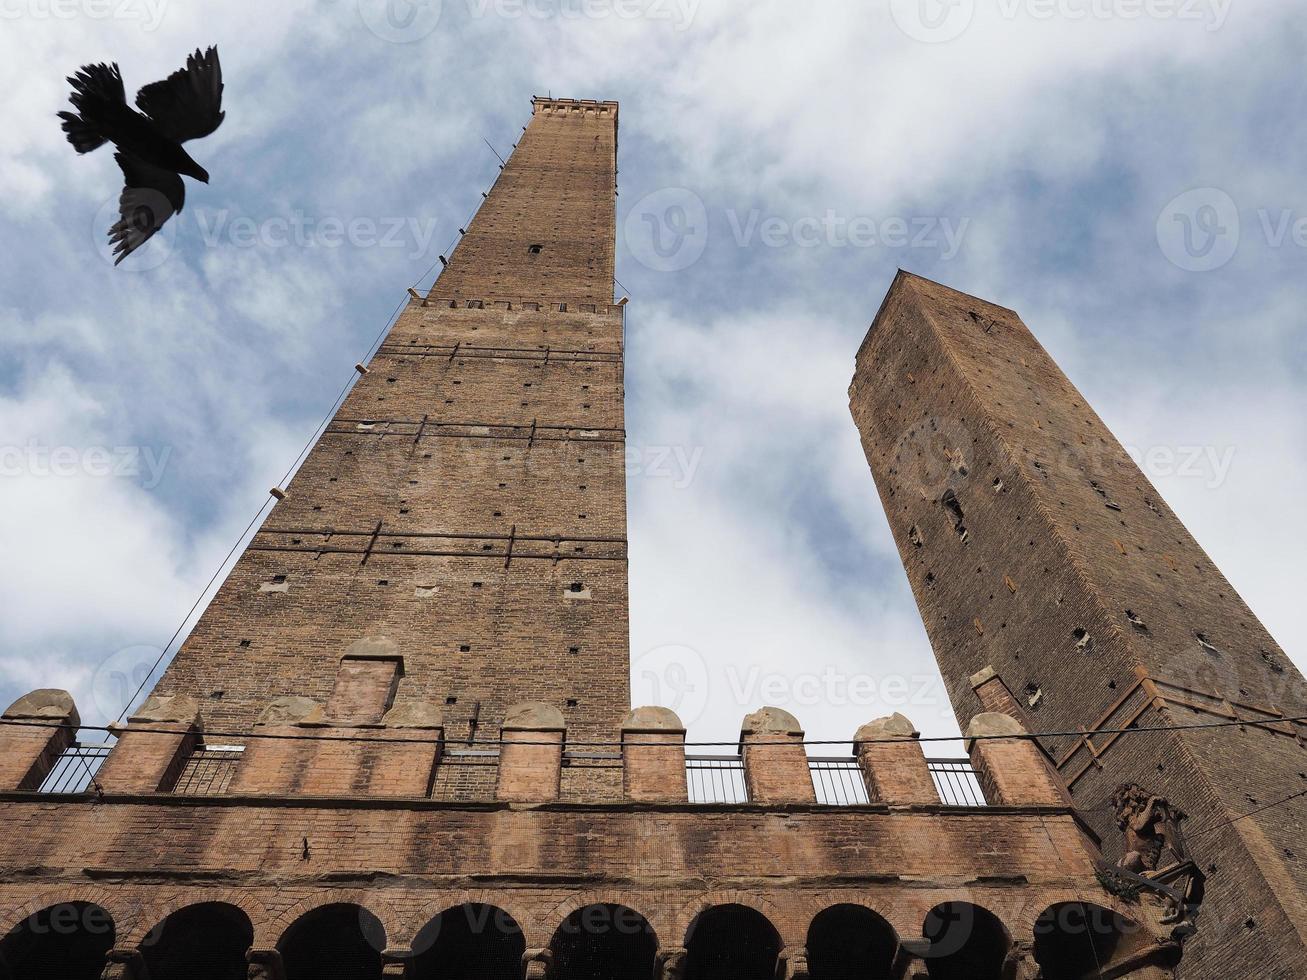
[58,47,225,265]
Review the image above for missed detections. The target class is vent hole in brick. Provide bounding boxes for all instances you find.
[1072,628,1094,653]
[940,489,968,542]
[446,696,458,705]
[527,243,543,254]
[568,582,584,593]
[459,645,471,652]
[238,639,251,648]
[566,698,579,708]
[569,647,579,654]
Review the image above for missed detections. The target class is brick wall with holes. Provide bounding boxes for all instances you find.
[150,101,630,798]
[850,271,1307,980]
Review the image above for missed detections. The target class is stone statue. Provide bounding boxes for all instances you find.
[1111,782,1189,873]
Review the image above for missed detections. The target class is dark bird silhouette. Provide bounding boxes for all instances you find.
[58,47,225,265]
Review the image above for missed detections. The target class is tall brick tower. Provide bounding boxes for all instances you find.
[1,105,1192,980]
[849,271,1307,980]
[151,96,629,798]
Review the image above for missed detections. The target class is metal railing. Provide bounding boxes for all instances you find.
[927,757,988,807]
[809,757,871,805]
[172,745,244,795]
[37,739,113,794]
[686,755,748,803]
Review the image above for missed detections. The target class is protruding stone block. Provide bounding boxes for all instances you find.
[0,689,79,791]
[853,712,939,805]
[326,638,404,724]
[621,706,687,802]
[498,701,565,802]
[97,695,203,794]
[965,712,1066,806]
[739,706,816,804]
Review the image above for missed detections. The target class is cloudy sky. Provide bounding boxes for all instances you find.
[0,0,1302,748]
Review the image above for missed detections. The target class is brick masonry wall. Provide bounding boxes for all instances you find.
[849,270,1307,979]
[150,101,630,795]
[0,795,1165,972]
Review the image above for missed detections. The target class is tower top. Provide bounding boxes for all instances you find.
[531,95,620,122]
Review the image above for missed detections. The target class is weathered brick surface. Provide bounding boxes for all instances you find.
[0,794,1166,968]
[850,270,1307,979]
[149,101,628,775]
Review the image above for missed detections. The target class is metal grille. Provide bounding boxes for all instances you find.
[928,757,988,806]
[37,740,112,793]
[172,745,244,795]
[809,757,871,805]
[686,755,748,803]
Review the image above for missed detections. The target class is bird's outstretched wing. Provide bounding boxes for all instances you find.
[109,151,185,265]
[135,46,225,143]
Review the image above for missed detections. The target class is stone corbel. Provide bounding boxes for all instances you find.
[100,949,148,980]
[522,948,553,979]
[247,949,286,980]
[656,946,688,980]
[381,948,413,978]
[777,945,809,979]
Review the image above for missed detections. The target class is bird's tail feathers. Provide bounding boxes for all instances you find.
[60,62,123,154]
[57,111,107,154]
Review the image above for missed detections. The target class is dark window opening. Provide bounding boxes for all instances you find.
[411,905,524,980]
[922,903,1009,980]
[1034,904,1135,980]
[141,903,253,980]
[684,905,781,980]
[0,902,115,980]
[807,904,897,980]
[278,904,384,980]
[549,904,655,980]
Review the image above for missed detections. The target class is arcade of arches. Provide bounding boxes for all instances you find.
[0,899,1155,979]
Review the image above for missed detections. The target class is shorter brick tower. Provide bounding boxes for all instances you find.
[849,271,1307,980]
